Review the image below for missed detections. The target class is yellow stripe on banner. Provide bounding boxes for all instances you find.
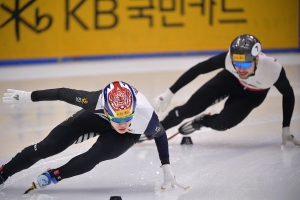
[0,0,298,59]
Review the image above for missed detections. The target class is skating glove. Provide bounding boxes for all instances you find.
[2,89,32,108]
[153,88,174,112]
[281,127,300,146]
[161,164,189,190]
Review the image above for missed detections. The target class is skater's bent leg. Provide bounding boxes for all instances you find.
[161,105,199,130]
[204,97,254,131]
[58,131,140,179]
[161,70,232,130]
[2,145,41,179]
[2,125,75,178]
[162,88,228,130]
[161,90,217,130]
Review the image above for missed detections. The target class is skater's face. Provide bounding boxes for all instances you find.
[110,120,132,134]
[104,109,133,134]
[233,57,258,79]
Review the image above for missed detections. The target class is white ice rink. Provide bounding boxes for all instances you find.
[0,53,300,200]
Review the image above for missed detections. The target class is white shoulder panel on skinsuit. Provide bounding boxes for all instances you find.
[95,93,103,110]
[127,92,154,134]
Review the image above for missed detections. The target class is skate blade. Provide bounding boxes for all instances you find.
[23,182,37,195]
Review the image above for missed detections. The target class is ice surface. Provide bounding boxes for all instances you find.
[0,54,300,200]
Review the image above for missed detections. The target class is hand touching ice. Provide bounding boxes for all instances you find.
[161,164,190,190]
[282,127,300,146]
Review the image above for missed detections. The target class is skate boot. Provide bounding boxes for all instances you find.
[0,165,8,188]
[23,169,61,194]
[178,114,207,135]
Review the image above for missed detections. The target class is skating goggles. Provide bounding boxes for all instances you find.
[233,61,253,69]
[107,112,135,124]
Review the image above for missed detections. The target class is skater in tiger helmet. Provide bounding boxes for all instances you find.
[1,81,189,193]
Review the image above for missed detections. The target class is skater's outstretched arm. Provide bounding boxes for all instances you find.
[3,88,102,113]
[153,52,227,112]
[274,68,300,146]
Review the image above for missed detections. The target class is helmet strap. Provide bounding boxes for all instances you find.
[250,60,258,77]
[103,109,109,117]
